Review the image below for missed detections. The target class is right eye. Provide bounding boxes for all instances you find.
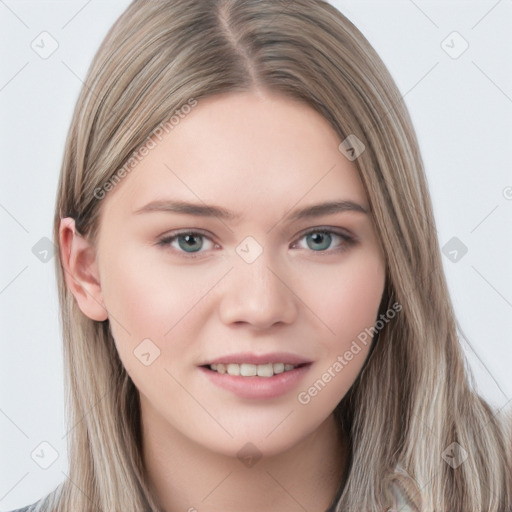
[156,230,218,258]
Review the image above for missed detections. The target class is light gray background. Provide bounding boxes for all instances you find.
[1,0,511,509]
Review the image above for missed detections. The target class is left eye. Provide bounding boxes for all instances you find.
[292,229,354,252]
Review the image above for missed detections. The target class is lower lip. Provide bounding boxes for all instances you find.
[198,364,312,399]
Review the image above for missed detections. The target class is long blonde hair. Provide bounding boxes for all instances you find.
[42,1,512,510]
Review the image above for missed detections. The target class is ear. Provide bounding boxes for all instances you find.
[58,217,108,321]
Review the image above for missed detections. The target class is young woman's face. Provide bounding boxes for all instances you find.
[93,91,386,457]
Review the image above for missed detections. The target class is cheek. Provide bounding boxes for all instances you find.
[99,246,225,358]
[102,259,172,337]
[295,254,385,411]
[299,252,386,348]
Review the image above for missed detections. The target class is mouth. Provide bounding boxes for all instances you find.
[202,362,309,377]
[198,356,313,399]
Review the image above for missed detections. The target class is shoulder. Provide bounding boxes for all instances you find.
[6,500,41,512]
[387,480,420,512]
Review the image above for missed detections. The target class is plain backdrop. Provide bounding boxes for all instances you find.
[1,0,511,509]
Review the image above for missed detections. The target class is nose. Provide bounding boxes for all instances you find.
[217,250,298,330]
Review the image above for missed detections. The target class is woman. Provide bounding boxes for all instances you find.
[11,0,512,511]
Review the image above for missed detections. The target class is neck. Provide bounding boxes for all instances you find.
[141,399,348,512]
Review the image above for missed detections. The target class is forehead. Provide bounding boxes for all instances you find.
[100,91,368,222]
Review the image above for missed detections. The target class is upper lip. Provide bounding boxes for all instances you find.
[200,352,312,366]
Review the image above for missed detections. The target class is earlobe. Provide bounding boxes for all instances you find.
[58,217,108,322]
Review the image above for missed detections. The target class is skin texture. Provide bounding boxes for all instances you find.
[60,90,386,511]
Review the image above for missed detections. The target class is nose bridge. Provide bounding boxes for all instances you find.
[218,241,298,328]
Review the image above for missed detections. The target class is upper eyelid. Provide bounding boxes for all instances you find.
[296,226,354,239]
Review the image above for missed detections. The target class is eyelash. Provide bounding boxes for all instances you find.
[156,227,356,259]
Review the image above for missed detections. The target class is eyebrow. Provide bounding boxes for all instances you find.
[133,199,368,222]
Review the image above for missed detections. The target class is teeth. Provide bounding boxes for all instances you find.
[240,363,257,376]
[273,363,285,374]
[226,363,240,376]
[208,362,299,377]
[257,363,273,377]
